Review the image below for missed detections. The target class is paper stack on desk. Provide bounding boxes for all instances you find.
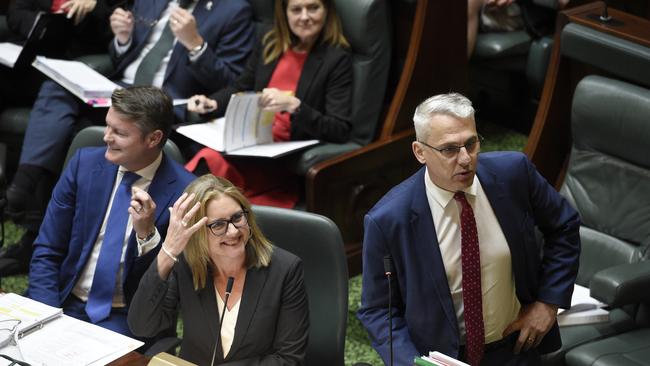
[557,284,609,327]
[415,351,469,366]
[0,293,142,365]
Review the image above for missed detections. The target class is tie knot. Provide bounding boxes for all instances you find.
[121,171,141,187]
[453,191,472,209]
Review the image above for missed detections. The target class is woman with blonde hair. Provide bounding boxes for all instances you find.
[128,175,309,365]
[184,0,352,208]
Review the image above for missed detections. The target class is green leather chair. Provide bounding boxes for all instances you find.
[541,75,650,366]
[253,205,348,366]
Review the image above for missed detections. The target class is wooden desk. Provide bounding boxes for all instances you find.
[525,1,650,187]
[108,351,149,366]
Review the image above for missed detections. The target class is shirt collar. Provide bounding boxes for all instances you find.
[424,166,479,209]
[118,152,163,181]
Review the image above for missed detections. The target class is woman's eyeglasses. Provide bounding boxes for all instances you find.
[206,210,249,236]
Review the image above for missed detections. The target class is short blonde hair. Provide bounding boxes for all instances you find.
[182,175,273,290]
[262,0,349,64]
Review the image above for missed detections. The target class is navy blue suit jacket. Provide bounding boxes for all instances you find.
[108,0,254,117]
[27,147,195,308]
[357,152,581,365]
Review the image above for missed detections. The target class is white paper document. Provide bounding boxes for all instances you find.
[557,284,609,326]
[176,93,319,158]
[0,292,63,338]
[2,314,143,366]
[32,56,119,107]
[0,43,22,68]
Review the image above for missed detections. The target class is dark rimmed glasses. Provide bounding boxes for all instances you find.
[418,135,484,159]
[206,210,249,236]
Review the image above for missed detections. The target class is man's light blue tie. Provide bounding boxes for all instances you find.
[86,171,140,323]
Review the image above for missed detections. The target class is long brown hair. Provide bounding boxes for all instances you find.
[182,175,273,290]
[262,0,349,64]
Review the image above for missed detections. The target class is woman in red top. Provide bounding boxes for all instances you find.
[185,0,352,208]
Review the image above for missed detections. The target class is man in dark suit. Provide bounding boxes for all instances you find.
[1,0,254,275]
[27,86,195,336]
[358,93,580,365]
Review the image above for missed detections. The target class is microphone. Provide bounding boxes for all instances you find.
[384,255,394,366]
[210,276,234,366]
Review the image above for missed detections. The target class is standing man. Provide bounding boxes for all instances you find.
[1,0,254,275]
[27,86,195,337]
[358,93,580,365]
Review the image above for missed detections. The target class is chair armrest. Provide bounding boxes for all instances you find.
[590,261,650,307]
[289,142,361,176]
[306,130,420,245]
[74,54,113,76]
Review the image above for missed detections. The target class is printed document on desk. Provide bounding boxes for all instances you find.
[0,292,62,338]
[14,314,143,365]
[32,56,119,107]
[176,93,319,158]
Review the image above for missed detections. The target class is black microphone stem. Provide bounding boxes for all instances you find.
[211,276,235,366]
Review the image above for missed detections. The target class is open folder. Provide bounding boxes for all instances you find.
[0,292,62,339]
[176,93,319,158]
[0,12,67,69]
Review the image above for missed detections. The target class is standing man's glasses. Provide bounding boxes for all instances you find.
[418,135,484,159]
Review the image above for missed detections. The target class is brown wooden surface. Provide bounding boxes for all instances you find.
[305,0,467,275]
[525,1,650,187]
[107,351,149,366]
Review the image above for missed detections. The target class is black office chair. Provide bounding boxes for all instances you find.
[253,205,349,366]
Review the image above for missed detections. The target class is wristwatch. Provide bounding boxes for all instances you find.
[138,229,156,242]
[189,42,206,57]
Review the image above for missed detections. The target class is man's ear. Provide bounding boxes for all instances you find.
[147,130,164,148]
[412,141,426,165]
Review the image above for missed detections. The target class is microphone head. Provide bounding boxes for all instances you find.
[225,276,234,294]
[383,255,392,276]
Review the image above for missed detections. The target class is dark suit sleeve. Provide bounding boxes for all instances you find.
[291,48,352,143]
[187,3,254,92]
[357,215,421,366]
[127,257,180,337]
[223,258,309,366]
[525,156,581,308]
[27,149,81,307]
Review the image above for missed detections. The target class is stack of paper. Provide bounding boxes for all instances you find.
[415,351,469,366]
[32,56,119,106]
[557,284,609,326]
[0,43,23,68]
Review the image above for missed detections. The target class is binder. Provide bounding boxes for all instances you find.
[0,12,67,69]
[0,293,63,339]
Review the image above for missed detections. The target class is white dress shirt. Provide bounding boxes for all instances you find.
[72,153,163,307]
[423,167,521,344]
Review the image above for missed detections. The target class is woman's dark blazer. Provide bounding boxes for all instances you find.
[205,38,353,143]
[128,247,309,365]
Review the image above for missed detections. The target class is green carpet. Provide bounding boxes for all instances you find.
[0,121,526,365]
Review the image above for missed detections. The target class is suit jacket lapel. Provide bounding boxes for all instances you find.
[198,269,225,360]
[225,266,266,361]
[294,44,325,100]
[410,168,459,335]
[81,161,118,269]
